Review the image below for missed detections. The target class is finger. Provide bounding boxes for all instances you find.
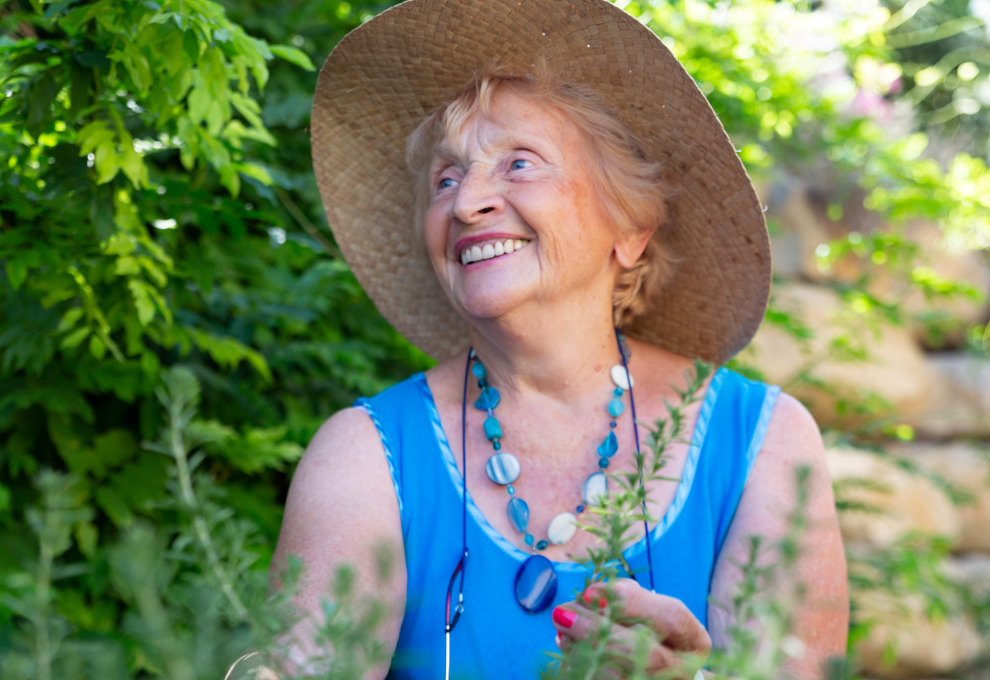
[553,605,698,678]
[586,579,712,654]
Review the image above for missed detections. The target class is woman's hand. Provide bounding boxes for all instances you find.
[552,578,711,679]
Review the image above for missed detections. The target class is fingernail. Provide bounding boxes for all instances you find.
[552,606,577,628]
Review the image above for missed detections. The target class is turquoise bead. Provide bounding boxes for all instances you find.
[471,362,486,379]
[599,457,609,469]
[484,416,502,441]
[524,533,534,546]
[608,397,624,417]
[536,540,549,551]
[475,386,501,411]
[597,431,618,458]
[613,387,623,397]
[507,497,530,533]
[507,485,515,495]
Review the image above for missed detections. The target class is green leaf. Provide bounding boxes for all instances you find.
[127,279,157,326]
[269,44,315,71]
[5,258,28,290]
[95,485,134,527]
[235,161,272,185]
[89,334,106,359]
[61,325,91,350]
[74,521,99,558]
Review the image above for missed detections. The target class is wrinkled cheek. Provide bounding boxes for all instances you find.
[422,212,450,276]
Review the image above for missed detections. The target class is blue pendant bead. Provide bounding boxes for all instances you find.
[515,555,557,613]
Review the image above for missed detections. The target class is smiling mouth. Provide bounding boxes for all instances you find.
[460,238,531,266]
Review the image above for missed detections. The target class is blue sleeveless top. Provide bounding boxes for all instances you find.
[356,367,779,679]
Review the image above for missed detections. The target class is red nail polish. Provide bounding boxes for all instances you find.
[582,588,607,610]
[552,606,577,628]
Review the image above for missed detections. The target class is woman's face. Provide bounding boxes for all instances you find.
[423,88,638,325]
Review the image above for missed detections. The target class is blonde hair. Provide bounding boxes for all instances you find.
[406,65,673,328]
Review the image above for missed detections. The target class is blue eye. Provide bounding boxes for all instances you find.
[437,177,457,190]
[509,159,532,171]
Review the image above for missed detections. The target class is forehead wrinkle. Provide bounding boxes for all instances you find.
[437,95,573,166]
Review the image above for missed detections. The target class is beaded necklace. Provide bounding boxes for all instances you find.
[464,329,641,613]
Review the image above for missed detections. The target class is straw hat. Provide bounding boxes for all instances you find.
[311,0,770,364]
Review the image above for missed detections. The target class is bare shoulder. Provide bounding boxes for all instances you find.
[737,390,833,527]
[759,390,827,471]
[272,407,404,599]
[293,406,389,480]
[281,407,396,517]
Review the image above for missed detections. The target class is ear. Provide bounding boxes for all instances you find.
[614,227,655,269]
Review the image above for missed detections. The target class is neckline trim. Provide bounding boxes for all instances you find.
[417,367,725,575]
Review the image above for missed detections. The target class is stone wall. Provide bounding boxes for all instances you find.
[744,180,990,678]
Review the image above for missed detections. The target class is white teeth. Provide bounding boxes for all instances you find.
[460,238,530,265]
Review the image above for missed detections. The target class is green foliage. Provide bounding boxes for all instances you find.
[1,0,426,677]
[1,0,988,677]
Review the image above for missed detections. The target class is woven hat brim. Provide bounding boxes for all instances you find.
[312,0,771,364]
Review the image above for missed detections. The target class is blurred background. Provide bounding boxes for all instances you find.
[0,0,987,677]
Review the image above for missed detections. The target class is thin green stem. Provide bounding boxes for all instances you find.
[167,392,249,620]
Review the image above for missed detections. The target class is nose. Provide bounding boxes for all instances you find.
[452,166,504,224]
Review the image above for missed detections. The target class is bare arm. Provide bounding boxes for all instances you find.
[269,407,406,679]
[708,392,849,679]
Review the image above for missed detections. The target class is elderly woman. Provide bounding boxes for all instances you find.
[271,0,848,678]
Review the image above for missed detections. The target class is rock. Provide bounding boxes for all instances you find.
[944,553,990,599]
[854,588,982,678]
[825,446,961,547]
[906,353,990,440]
[763,179,835,281]
[738,282,936,427]
[891,441,990,552]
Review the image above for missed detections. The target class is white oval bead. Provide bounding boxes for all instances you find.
[582,472,609,506]
[610,364,633,390]
[547,512,577,545]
